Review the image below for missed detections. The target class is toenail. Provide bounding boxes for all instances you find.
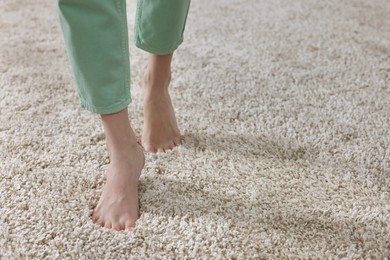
[104,222,112,229]
[113,224,122,231]
[96,222,104,227]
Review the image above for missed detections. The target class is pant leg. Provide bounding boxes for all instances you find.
[134,0,191,55]
[56,0,131,114]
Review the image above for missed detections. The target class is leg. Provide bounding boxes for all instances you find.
[92,109,145,230]
[56,0,144,230]
[134,0,191,153]
[141,53,183,153]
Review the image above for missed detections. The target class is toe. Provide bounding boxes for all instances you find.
[112,223,123,231]
[168,140,176,150]
[165,145,173,152]
[95,218,105,227]
[157,147,165,153]
[125,221,136,231]
[173,136,182,146]
[144,144,157,153]
[104,222,112,229]
[91,212,99,223]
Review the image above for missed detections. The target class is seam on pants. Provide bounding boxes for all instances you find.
[117,0,131,103]
[134,0,143,49]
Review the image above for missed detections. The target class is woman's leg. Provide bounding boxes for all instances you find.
[134,0,191,153]
[94,109,145,231]
[56,0,144,230]
[141,53,183,153]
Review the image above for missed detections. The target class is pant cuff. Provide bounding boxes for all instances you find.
[135,38,183,55]
[79,97,131,115]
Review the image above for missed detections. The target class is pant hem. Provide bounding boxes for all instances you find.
[135,38,183,55]
[80,97,131,114]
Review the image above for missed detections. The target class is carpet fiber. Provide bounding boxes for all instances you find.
[1,0,389,258]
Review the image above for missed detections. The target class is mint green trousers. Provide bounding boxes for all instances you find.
[56,0,190,114]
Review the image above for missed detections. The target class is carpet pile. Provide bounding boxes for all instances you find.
[0,0,389,258]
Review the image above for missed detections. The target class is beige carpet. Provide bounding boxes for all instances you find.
[1,0,389,258]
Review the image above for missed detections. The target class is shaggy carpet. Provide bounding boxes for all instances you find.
[1,0,389,258]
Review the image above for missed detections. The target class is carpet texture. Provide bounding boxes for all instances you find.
[1,0,389,258]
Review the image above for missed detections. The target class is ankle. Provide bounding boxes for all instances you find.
[142,70,171,89]
[108,144,144,171]
[108,141,140,159]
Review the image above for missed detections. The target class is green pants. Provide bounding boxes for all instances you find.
[56,0,191,114]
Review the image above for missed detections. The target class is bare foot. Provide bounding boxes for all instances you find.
[141,70,183,153]
[91,109,145,231]
[92,143,145,230]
